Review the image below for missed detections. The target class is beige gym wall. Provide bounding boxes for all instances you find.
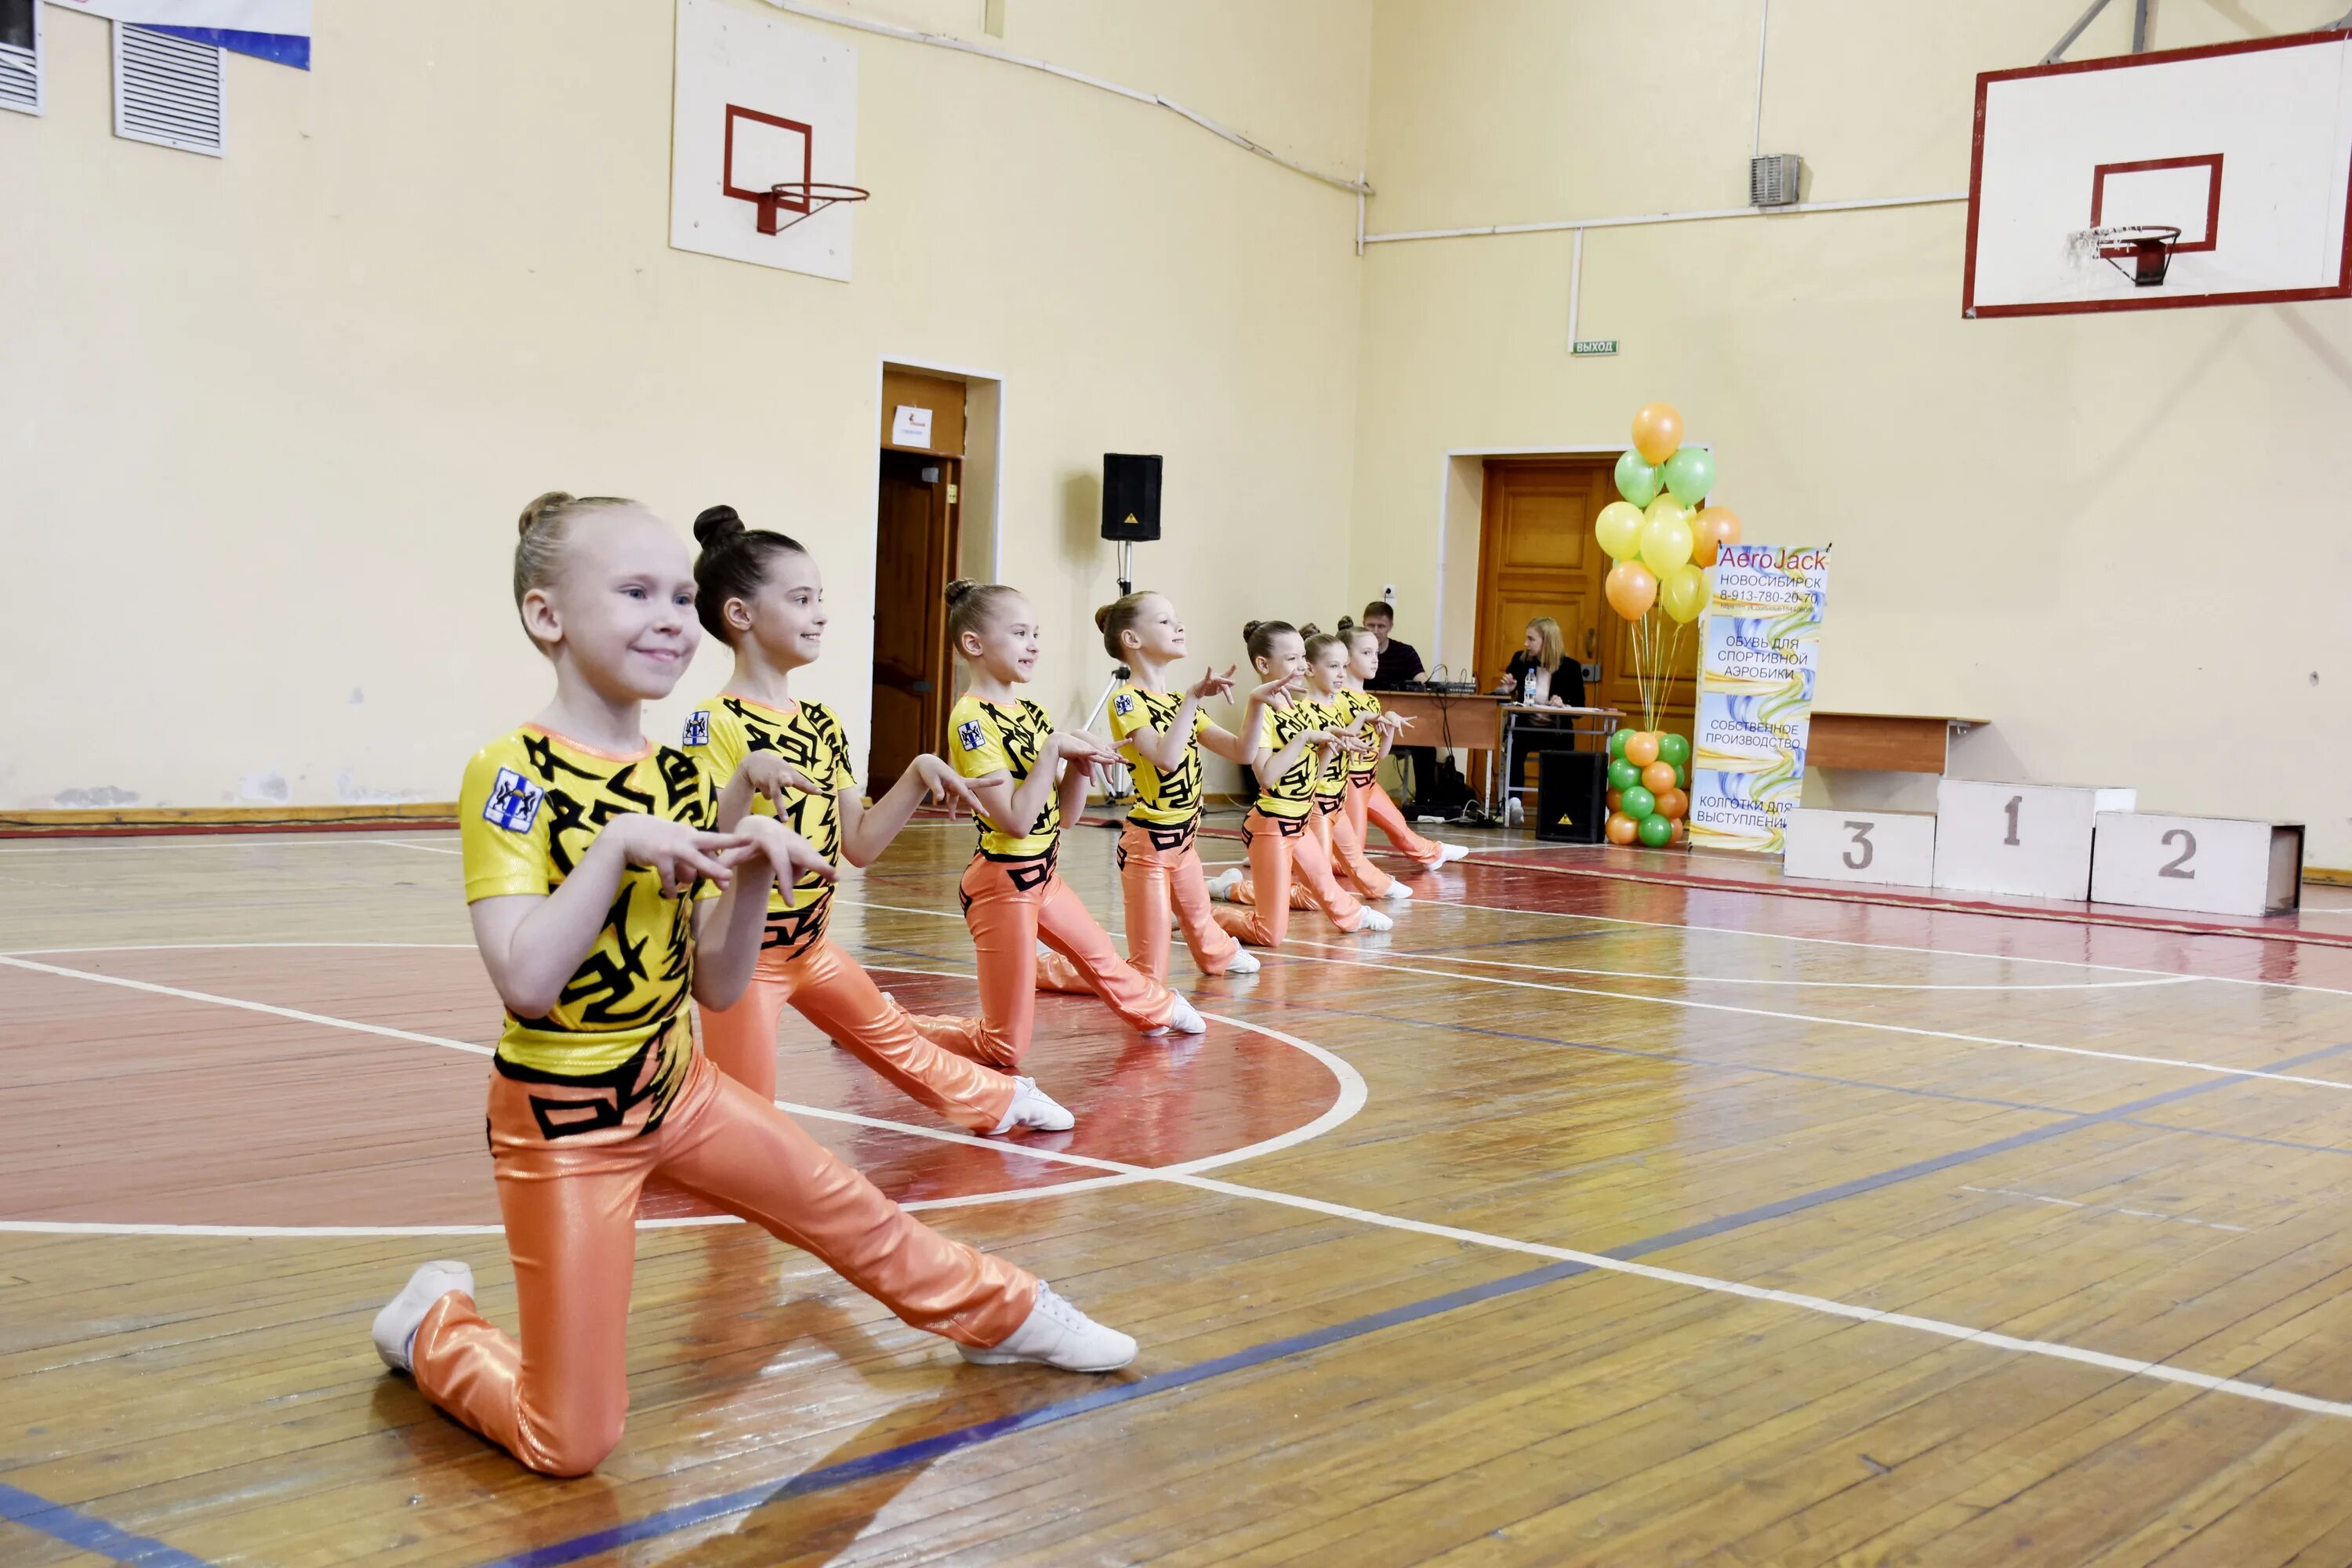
[1,0,1368,810]
[1353,0,2352,865]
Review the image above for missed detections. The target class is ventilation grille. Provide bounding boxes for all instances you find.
[1749,153,1802,208]
[113,24,224,156]
[0,0,39,118]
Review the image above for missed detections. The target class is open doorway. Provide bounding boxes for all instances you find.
[869,369,965,789]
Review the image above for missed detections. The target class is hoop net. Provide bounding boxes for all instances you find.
[757,180,872,236]
[2063,223,2183,288]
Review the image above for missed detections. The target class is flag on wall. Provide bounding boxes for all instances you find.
[45,0,309,67]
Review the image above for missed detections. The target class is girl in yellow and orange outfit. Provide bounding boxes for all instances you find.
[682,506,1072,1137]
[1205,621,1394,947]
[369,495,1132,1479]
[1037,591,1295,991]
[943,580,1204,1067]
[1339,621,1468,872]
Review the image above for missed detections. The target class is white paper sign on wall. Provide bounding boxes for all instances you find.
[891,405,933,447]
[670,0,859,281]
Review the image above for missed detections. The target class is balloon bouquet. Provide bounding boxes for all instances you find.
[1595,401,1740,848]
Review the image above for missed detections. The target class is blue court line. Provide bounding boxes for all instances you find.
[0,1481,212,1567]
[482,982,2349,1568]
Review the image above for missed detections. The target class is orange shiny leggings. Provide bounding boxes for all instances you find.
[1213,808,1370,946]
[1037,818,1245,993]
[960,852,1178,1065]
[1356,775,1446,868]
[699,935,1014,1133]
[410,1044,1035,1476]
[1246,799,1396,908]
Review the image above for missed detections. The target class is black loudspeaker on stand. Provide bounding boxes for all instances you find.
[1536,751,1608,844]
[1102,453,1162,542]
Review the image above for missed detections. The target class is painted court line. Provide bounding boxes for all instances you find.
[0,1479,212,1568]
[12,950,2347,1429]
[1958,1185,2252,1233]
[1287,937,2198,990]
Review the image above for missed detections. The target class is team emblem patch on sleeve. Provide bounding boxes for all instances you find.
[1113,692,1134,716]
[682,710,711,747]
[482,768,546,833]
[957,720,987,753]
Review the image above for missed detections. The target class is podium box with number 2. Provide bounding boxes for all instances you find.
[1932,779,2137,900]
[2091,812,2303,916]
[1784,808,1936,887]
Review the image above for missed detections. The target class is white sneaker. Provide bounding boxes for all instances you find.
[1504,798,1524,827]
[1378,880,1414,902]
[372,1260,474,1374]
[1436,842,1471,864]
[958,1283,1136,1372]
[1354,908,1395,933]
[990,1076,1075,1134]
[1218,948,1261,975]
[1205,868,1243,902]
[1145,995,1207,1036]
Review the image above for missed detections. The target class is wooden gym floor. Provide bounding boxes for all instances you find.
[9,817,2352,1566]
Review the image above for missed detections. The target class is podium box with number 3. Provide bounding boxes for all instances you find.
[2091,812,2303,916]
[1784,808,1936,887]
[1932,779,2137,900]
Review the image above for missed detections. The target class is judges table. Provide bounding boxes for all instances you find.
[1370,691,1623,817]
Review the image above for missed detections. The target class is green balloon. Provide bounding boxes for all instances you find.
[1614,448,1662,508]
[1657,732,1691,767]
[1608,757,1642,792]
[1636,813,1674,847]
[1620,783,1657,819]
[1675,762,1689,789]
[1663,446,1715,507]
[1609,728,1635,759]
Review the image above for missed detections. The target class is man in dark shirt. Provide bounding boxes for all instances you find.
[1359,603,1438,811]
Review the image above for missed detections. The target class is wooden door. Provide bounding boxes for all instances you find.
[869,450,960,791]
[1475,459,1697,761]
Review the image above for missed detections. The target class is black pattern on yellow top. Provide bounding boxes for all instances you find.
[1339,689,1383,782]
[682,695,858,953]
[459,726,716,1110]
[949,691,1061,858]
[1250,702,1319,821]
[1108,684,1208,828]
[1305,694,1352,799]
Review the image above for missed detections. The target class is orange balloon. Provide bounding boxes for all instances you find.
[1670,816,1688,842]
[1606,789,1623,812]
[1605,560,1657,621]
[1655,786,1689,820]
[1632,402,1684,466]
[1692,506,1742,569]
[1605,811,1640,845]
[1641,760,1676,793]
[1623,731,1661,768]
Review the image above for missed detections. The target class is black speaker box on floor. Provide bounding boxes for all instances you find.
[1536,750,1607,844]
[1101,453,1162,541]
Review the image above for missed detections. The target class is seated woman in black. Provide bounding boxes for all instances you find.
[1492,616,1584,824]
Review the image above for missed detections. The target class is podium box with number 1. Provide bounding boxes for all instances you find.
[1932,780,2137,901]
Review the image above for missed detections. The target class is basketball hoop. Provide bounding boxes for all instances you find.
[757,180,869,236]
[2064,223,2183,288]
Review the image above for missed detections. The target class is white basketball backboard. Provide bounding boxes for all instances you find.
[671,0,858,281]
[1964,31,2352,317]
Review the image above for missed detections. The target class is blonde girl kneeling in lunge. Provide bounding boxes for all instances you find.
[1205,620,1393,946]
[942,579,1206,1066]
[683,506,1072,1138]
[369,494,1131,1480]
[1037,590,1296,993]
[1340,621,1468,870]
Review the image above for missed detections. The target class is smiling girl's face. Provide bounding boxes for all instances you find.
[521,505,700,702]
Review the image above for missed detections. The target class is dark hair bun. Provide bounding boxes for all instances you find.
[1094,604,1115,633]
[1298,622,1322,638]
[518,491,574,537]
[1242,619,1265,641]
[946,578,980,607]
[1337,615,1356,633]
[692,504,744,548]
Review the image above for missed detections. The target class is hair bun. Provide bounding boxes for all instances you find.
[1242,619,1265,641]
[1337,615,1355,633]
[945,578,980,607]
[1093,604,1115,633]
[518,491,575,537]
[692,504,744,547]
[1298,622,1322,638]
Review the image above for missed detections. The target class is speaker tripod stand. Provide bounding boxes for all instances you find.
[1076,539,1138,811]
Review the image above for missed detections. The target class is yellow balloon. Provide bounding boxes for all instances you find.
[1639,510,1693,576]
[1661,562,1708,623]
[1594,501,1644,561]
